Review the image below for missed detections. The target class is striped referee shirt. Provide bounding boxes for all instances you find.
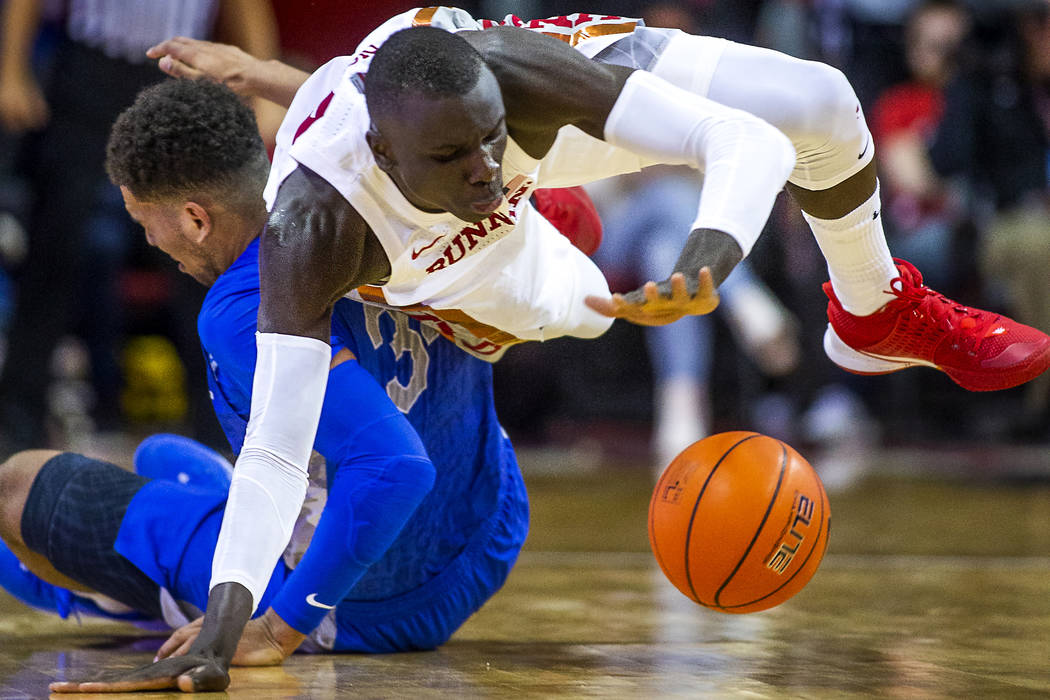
[65,0,219,63]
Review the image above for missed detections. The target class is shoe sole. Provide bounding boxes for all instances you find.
[824,325,932,375]
[824,325,1050,392]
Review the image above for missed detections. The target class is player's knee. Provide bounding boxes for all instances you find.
[806,62,856,114]
[783,61,870,188]
[0,450,59,545]
[791,61,861,142]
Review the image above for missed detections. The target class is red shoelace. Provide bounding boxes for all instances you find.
[888,261,999,355]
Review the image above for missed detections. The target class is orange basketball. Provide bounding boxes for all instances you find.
[648,431,830,613]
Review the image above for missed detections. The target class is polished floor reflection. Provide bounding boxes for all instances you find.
[3,461,1050,698]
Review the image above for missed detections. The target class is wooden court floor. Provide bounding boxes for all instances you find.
[3,449,1050,698]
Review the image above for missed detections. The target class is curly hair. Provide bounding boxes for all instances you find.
[365,26,484,121]
[106,79,269,209]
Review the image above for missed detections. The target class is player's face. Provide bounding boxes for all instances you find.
[120,187,221,286]
[368,69,508,223]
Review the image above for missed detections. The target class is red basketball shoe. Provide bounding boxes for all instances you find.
[823,259,1050,391]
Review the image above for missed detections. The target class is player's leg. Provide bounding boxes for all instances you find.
[0,538,80,617]
[0,450,165,619]
[648,34,1050,391]
[648,35,892,308]
[0,450,87,591]
[133,433,233,491]
[0,435,236,621]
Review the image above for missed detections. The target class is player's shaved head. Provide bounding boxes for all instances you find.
[363,26,507,223]
[106,79,269,211]
[365,26,486,123]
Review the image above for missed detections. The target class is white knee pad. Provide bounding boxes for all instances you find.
[653,34,874,191]
[774,59,873,190]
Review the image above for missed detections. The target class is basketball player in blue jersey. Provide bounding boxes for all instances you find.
[0,78,532,691]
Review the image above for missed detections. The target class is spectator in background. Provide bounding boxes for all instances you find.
[871,0,972,290]
[929,0,1050,438]
[813,0,919,108]
[588,2,800,469]
[755,0,817,59]
[588,169,800,468]
[271,0,469,69]
[0,0,278,451]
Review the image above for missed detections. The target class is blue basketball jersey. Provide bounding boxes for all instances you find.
[326,299,509,599]
[118,238,524,645]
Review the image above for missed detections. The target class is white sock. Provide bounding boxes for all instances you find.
[802,183,898,316]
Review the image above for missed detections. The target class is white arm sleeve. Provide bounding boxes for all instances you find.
[603,69,796,257]
[210,332,331,612]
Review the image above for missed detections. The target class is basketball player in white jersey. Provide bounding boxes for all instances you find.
[56,8,1050,692]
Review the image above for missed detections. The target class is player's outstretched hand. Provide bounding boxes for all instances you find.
[585,267,719,326]
[147,37,260,97]
[48,653,229,694]
[157,611,299,667]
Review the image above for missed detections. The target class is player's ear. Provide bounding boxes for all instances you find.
[366,123,396,173]
[183,201,212,244]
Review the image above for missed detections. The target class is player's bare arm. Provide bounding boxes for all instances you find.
[460,27,631,156]
[179,164,388,686]
[464,26,752,325]
[0,0,50,132]
[147,36,308,108]
[259,165,391,339]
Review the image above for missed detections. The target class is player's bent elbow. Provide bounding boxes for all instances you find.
[714,115,796,190]
[757,120,798,183]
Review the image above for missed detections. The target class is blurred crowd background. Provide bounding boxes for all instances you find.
[0,0,1048,478]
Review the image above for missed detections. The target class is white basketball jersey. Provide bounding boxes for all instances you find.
[264,7,645,360]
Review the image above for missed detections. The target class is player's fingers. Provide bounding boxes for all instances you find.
[146,36,192,59]
[642,280,661,304]
[177,665,230,693]
[156,633,187,660]
[583,294,614,316]
[157,639,193,661]
[157,55,204,80]
[48,681,79,693]
[584,294,624,318]
[669,272,687,300]
[173,638,196,658]
[156,620,201,660]
[697,266,715,297]
[50,676,177,693]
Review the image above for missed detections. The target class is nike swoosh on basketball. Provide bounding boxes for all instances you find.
[306,593,335,610]
[411,234,445,260]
